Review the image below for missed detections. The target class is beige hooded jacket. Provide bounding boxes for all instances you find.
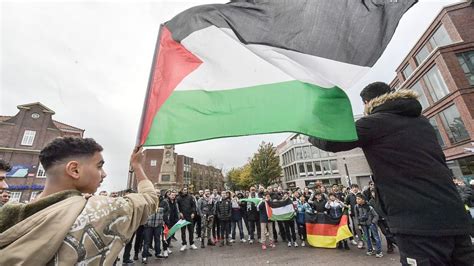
[0,180,158,265]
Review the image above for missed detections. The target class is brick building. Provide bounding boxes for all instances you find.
[389,1,474,183]
[0,102,84,202]
[131,146,224,192]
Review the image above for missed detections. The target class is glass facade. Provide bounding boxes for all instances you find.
[429,117,445,147]
[439,105,470,144]
[402,64,414,79]
[424,65,449,101]
[411,81,429,110]
[429,24,453,49]
[457,51,474,86]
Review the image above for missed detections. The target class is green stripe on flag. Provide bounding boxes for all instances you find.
[168,219,192,238]
[270,212,295,221]
[144,81,356,146]
[241,198,262,205]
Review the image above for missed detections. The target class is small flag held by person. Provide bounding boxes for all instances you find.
[166,219,191,240]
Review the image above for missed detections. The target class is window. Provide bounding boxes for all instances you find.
[306,162,314,176]
[411,81,429,110]
[10,192,22,203]
[402,64,414,79]
[330,160,339,174]
[36,163,46,178]
[298,163,306,177]
[303,146,312,159]
[415,45,430,65]
[295,147,303,160]
[314,161,322,175]
[30,191,39,201]
[429,24,452,49]
[429,117,445,147]
[457,51,474,86]
[424,65,449,102]
[321,161,331,175]
[320,150,328,158]
[311,146,320,158]
[439,105,470,144]
[161,174,170,182]
[21,130,36,146]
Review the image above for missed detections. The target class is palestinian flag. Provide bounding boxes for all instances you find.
[163,224,169,240]
[240,197,262,205]
[139,0,417,145]
[267,198,295,221]
[166,219,191,239]
[305,212,353,248]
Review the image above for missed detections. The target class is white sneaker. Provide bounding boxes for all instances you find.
[167,248,172,254]
[190,244,198,250]
[241,239,247,243]
[249,239,254,244]
[293,242,298,247]
[357,241,364,249]
[351,240,358,245]
[180,245,187,252]
[288,242,292,247]
[301,241,306,247]
[163,250,169,258]
[229,239,235,243]
[248,236,251,241]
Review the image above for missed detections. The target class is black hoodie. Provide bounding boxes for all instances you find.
[309,90,470,236]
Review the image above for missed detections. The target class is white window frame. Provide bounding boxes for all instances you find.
[36,163,46,178]
[21,130,36,146]
[30,191,39,201]
[150,160,157,167]
[10,191,22,203]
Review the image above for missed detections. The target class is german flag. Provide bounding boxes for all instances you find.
[305,211,353,248]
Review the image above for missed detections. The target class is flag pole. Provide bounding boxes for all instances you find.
[128,25,164,189]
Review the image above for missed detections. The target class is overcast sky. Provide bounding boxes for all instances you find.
[1,0,463,192]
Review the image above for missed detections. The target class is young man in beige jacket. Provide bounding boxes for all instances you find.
[0,137,158,265]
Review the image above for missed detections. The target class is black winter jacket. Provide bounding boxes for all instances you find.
[177,193,196,220]
[216,198,232,221]
[309,90,469,236]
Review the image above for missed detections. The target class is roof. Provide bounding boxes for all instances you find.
[17,102,55,114]
[0,115,83,133]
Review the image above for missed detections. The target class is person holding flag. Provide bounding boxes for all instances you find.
[197,189,216,248]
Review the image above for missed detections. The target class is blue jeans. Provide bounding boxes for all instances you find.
[142,226,162,258]
[362,224,382,253]
[231,219,244,240]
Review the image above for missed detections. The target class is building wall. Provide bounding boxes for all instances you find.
[389,1,474,183]
[277,134,372,190]
[0,103,84,202]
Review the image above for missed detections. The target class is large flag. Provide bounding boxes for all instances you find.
[240,197,262,205]
[166,219,191,239]
[139,0,417,145]
[267,198,295,221]
[305,211,353,248]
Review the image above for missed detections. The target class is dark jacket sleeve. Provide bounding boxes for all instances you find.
[308,116,376,152]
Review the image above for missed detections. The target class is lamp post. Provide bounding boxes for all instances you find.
[343,157,351,186]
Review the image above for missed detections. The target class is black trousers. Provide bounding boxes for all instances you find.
[248,220,261,240]
[194,214,202,238]
[220,220,231,240]
[181,223,195,245]
[277,221,287,241]
[123,225,144,260]
[395,234,474,266]
[284,220,297,242]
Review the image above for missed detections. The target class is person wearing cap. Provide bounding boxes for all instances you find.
[309,82,473,265]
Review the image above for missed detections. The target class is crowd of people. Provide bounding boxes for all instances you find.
[99,178,473,265]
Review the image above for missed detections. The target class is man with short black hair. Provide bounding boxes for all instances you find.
[309,82,473,265]
[0,137,158,265]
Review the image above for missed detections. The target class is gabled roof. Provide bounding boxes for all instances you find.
[0,115,83,133]
[17,102,55,114]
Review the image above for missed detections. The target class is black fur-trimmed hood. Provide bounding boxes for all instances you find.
[364,89,422,117]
